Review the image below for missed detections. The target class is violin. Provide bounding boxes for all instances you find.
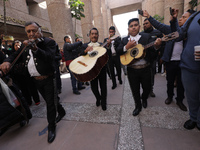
[10,37,44,71]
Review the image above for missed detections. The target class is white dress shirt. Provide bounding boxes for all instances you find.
[123,34,147,66]
[28,49,41,76]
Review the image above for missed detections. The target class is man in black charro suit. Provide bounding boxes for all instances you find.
[117,18,161,116]
[80,27,108,111]
[0,22,65,143]
[103,26,122,90]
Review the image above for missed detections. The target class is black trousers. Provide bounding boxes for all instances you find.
[34,76,65,130]
[165,61,184,102]
[55,64,62,91]
[108,55,122,86]
[127,66,151,107]
[12,75,40,105]
[90,66,107,106]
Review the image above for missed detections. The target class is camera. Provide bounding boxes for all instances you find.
[138,9,143,16]
[169,7,174,16]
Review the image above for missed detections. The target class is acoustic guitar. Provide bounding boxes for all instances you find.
[69,35,118,82]
[120,31,179,66]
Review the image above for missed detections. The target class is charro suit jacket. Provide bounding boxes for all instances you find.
[103,36,121,59]
[116,32,156,64]
[4,37,56,76]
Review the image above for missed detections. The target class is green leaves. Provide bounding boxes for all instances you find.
[69,0,85,20]
[189,0,200,9]
[153,14,164,23]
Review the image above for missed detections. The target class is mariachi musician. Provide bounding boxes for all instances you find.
[116,18,161,116]
[0,21,65,143]
[103,26,122,90]
[80,27,108,111]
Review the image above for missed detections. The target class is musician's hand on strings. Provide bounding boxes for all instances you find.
[107,38,112,47]
[154,38,162,49]
[125,38,137,50]
[0,62,11,75]
[84,46,93,53]
[23,39,38,51]
[143,10,150,18]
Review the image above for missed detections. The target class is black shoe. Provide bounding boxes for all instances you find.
[112,84,117,90]
[176,102,187,111]
[119,80,122,84]
[96,100,101,107]
[196,125,200,131]
[184,119,196,130]
[48,129,56,143]
[73,91,81,95]
[85,82,89,86]
[132,107,141,116]
[165,98,172,104]
[149,91,156,97]
[101,105,107,111]
[57,89,61,94]
[78,86,86,90]
[0,127,8,136]
[56,111,66,123]
[142,99,147,108]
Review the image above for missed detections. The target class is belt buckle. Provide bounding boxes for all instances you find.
[34,75,48,80]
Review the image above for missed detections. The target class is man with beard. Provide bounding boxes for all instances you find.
[142,19,163,97]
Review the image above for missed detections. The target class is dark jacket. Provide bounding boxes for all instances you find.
[148,16,177,62]
[4,37,56,76]
[116,32,156,64]
[175,11,200,73]
[63,41,82,61]
[0,51,6,64]
[103,36,121,58]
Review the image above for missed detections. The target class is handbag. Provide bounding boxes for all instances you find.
[0,78,20,108]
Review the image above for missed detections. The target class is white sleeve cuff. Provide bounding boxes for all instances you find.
[123,45,127,52]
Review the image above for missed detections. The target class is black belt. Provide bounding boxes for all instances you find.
[129,63,150,69]
[34,74,53,80]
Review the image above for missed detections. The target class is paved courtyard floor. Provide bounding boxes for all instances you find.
[0,72,200,150]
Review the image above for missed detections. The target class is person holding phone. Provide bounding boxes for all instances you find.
[173,9,200,131]
[141,9,195,111]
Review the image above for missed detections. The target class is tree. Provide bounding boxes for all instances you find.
[189,0,200,10]
[69,0,85,38]
[153,14,164,23]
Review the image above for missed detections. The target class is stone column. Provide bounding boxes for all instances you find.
[81,0,94,43]
[152,0,164,17]
[142,0,153,27]
[107,6,113,28]
[91,0,104,42]
[46,0,74,47]
[197,0,200,11]
[142,0,153,16]
[101,0,109,38]
[164,0,184,25]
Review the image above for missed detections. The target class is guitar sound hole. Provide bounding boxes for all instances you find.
[130,48,139,57]
[89,51,98,57]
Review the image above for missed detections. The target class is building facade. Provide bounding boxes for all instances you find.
[0,0,199,48]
